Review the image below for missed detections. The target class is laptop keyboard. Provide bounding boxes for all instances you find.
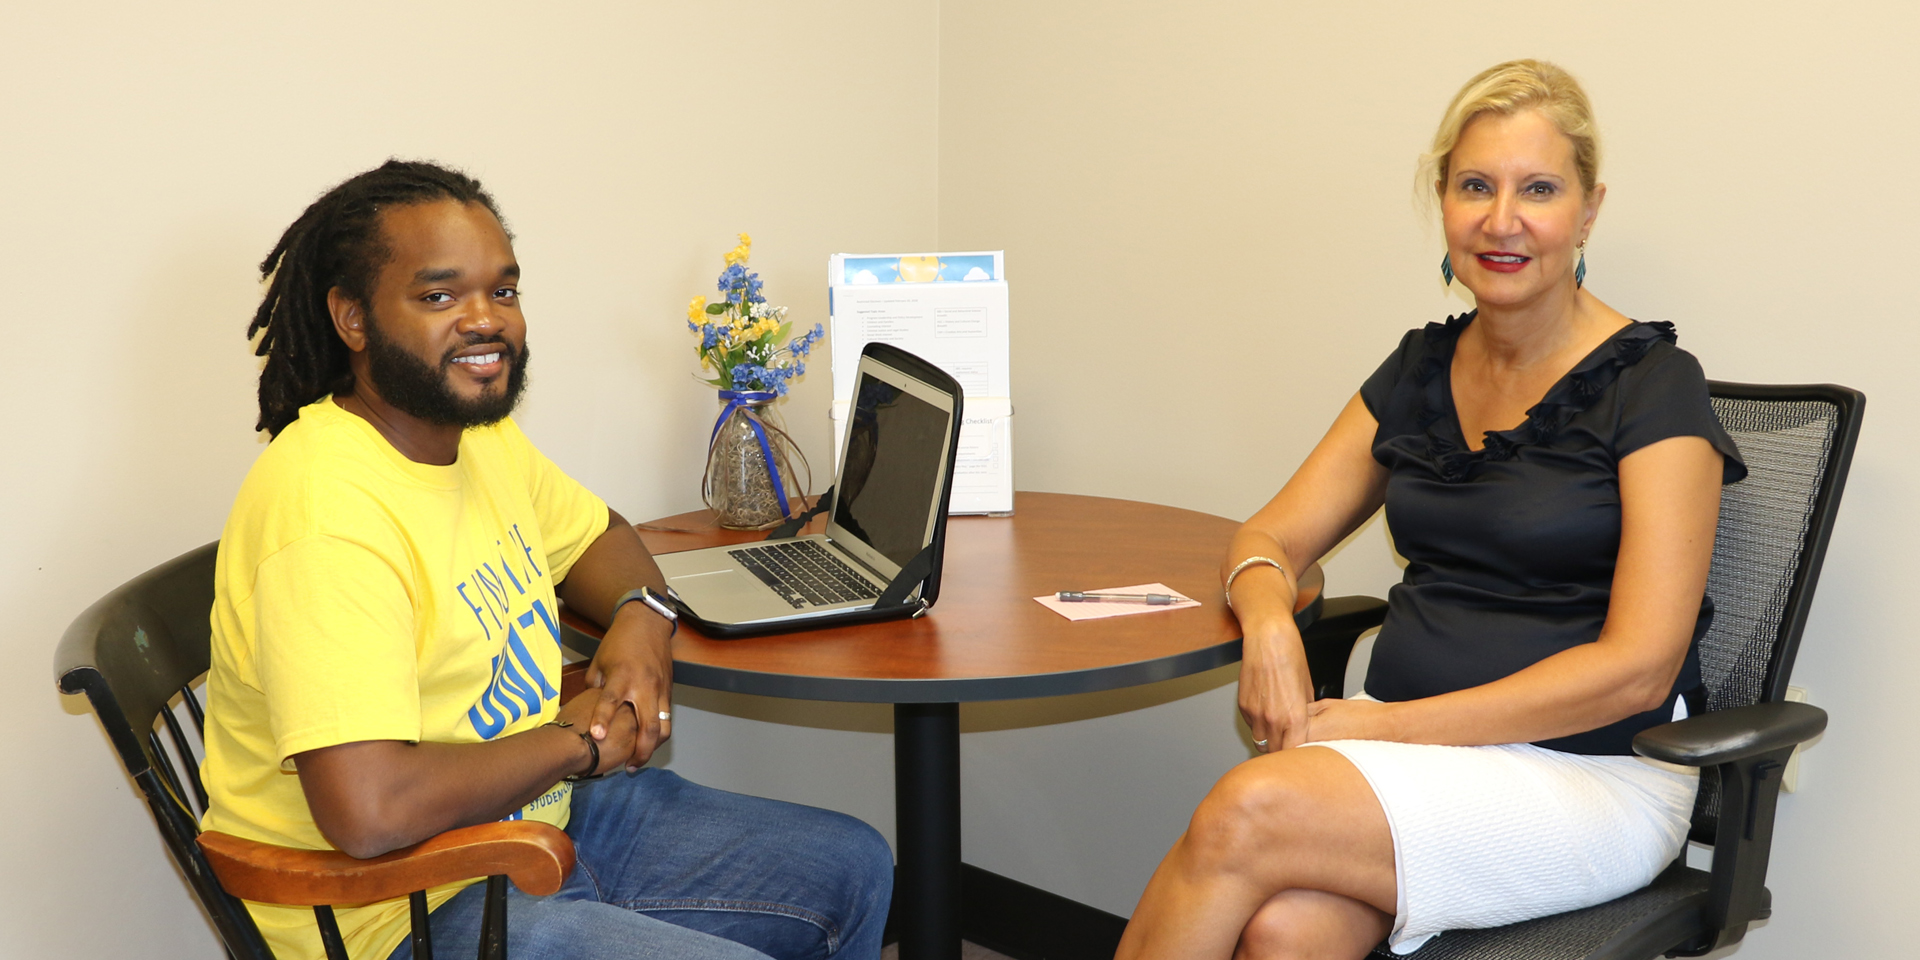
[727,540,884,609]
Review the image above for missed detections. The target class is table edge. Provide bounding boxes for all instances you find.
[668,638,1245,703]
[645,594,1320,704]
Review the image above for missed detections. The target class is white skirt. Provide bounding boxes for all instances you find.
[1317,729,1698,954]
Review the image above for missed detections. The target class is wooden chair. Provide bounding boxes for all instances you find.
[55,541,589,960]
[1294,382,1864,959]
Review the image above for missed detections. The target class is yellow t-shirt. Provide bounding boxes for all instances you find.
[200,398,609,960]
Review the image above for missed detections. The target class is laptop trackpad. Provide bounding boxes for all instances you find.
[666,566,790,620]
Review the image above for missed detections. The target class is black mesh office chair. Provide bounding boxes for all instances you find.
[55,541,581,960]
[1295,382,1864,960]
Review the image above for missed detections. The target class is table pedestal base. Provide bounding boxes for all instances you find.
[894,702,961,960]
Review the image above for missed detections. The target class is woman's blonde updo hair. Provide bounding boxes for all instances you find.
[1420,59,1600,199]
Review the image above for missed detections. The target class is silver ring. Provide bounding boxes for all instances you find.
[658,711,672,721]
[1253,739,1269,748]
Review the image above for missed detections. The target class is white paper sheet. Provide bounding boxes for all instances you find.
[828,252,1013,515]
[1032,584,1200,621]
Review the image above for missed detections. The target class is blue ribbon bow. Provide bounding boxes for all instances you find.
[711,389,792,519]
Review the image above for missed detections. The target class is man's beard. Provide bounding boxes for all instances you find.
[362,312,530,428]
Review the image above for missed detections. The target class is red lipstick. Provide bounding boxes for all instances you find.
[1476,252,1531,274]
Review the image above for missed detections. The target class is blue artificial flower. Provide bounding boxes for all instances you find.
[764,364,794,396]
[788,322,824,356]
[717,264,768,308]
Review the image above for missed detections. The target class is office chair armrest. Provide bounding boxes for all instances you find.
[1631,701,1827,767]
[1632,701,1825,956]
[1299,596,1387,700]
[197,821,575,907]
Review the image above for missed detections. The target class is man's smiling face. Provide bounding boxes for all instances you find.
[358,199,529,427]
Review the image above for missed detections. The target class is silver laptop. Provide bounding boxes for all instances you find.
[657,344,961,629]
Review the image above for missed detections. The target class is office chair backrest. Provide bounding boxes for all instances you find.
[1690,383,1864,841]
[55,541,277,959]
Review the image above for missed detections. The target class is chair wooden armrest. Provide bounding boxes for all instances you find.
[197,821,575,907]
[196,662,594,912]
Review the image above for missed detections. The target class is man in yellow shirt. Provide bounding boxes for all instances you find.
[201,160,891,960]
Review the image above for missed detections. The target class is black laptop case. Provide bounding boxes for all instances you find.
[671,341,965,639]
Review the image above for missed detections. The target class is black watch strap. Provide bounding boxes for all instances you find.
[611,586,678,636]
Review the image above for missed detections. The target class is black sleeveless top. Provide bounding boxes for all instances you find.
[1358,313,1746,755]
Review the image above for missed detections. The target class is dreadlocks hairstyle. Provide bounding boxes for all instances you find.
[248,159,506,437]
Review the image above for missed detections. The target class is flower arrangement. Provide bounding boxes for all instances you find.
[683,233,822,528]
[686,233,825,396]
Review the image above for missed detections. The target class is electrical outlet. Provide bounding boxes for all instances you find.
[1782,685,1808,792]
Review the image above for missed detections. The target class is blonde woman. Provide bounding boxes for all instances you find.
[1117,60,1745,960]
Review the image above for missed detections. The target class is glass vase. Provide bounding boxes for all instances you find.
[704,396,806,530]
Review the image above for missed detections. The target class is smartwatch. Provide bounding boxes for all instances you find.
[611,586,678,637]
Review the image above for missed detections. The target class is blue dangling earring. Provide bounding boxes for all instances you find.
[1575,242,1587,288]
[1440,252,1454,286]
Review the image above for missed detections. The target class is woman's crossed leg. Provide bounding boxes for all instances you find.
[1117,745,1396,960]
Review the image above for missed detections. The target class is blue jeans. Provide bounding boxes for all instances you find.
[388,769,893,960]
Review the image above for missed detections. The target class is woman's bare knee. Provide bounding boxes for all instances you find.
[1185,761,1306,873]
[1185,751,1350,870]
[1234,889,1391,960]
[1179,748,1396,911]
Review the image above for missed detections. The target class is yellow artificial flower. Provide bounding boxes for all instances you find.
[723,232,752,266]
[687,296,707,322]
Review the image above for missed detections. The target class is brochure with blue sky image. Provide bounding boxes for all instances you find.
[828,251,1012,515]
[831,251,1004,286]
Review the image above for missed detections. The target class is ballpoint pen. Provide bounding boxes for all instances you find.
[1056,591,1185,604]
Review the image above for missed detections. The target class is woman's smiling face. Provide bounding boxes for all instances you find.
[1441,108,1603,309]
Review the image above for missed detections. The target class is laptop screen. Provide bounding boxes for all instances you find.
[832,371,951,568]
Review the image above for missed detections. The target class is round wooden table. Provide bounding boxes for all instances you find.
[563,491,1321,960]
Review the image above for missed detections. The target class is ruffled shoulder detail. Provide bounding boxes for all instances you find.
[1418,316,1678,483]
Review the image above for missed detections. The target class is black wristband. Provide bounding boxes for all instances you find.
[545,720,600,782]
[610,586,678,637]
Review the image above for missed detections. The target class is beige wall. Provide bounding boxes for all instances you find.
[7,1,1917,957]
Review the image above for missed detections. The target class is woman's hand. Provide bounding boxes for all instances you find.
[1237,608,1315,752]
[1304,697,1400,743]
[1222,392,1390,751]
